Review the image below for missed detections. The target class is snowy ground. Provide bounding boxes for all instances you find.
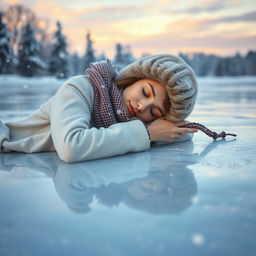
[0,75,63,122]
[0,75,256,256]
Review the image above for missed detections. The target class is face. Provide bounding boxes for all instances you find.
[127,177,167,200]
[122,79,169,122]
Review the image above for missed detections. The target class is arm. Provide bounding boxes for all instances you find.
[50,79,150,163]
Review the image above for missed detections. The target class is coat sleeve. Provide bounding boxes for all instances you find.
[50,80,150,163]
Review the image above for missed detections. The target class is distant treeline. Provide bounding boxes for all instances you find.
[0,6,135,78]
[0,5,255,78]
[179,51,256,76]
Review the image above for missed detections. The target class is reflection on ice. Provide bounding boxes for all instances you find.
[55,164,197,215]
[0,139,233,216]
[0,148,198,215]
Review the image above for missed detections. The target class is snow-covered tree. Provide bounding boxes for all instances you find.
[70,52,82,76]
[83,31,96,71]
[245,50,256,75]
[98,51,107,61]
[114,43,135,70]
[114,43,125,65]
[190,53,220,76]
[0,12,16,74]
[17,23,46,76]
[180,52,221,76]
[123,44,135,64]
[227,53,245,76]
[179,53,191,66]
[49,21,69,78]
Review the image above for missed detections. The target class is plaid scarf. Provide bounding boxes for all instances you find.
[86,59,136,128]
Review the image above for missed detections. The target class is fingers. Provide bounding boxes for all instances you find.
[174,133,183,139]
[176,127,198,134]
[176,120,190,127]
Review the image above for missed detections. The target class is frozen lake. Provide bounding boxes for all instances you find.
[0,75,256,256]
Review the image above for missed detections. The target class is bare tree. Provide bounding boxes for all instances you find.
[3,5,36,55]
[2,4,51,58]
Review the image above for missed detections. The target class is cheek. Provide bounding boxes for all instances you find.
[127,85,142,99]
[123,87,134,103]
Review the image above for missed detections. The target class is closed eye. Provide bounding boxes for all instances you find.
[151,108,155,117]
[143,88,148,97]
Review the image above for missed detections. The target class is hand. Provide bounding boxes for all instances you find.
[147,119,198,142]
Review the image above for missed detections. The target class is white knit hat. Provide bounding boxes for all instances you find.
[115,54,198,121]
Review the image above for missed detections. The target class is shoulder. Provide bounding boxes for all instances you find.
[63,75,94,102]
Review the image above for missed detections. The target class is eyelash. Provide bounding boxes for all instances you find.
[143,88,155,117]
[142,88,148,97]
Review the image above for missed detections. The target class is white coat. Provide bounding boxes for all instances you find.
[0,75,192,163]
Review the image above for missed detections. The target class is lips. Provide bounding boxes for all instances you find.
[128,101,136,116]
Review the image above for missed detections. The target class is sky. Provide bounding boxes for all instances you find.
[0,0,256,58]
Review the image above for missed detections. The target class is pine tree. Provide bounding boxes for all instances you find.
[83,31,96,71]
[114,43,135,70]
[226,53,245,76]
[17,23,46,76]
[98,51,107,61]
[70,52,82,76]
[0,12,16,74]
[122,44,135,64]
[114,43,125,65]
[245,50,256,75]
[49,21,69,78]
[179,53,191,66]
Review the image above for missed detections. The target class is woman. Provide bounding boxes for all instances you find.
[0,54,198,163]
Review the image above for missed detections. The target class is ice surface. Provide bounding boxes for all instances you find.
[0,75,63,122]
[0,75,256,256]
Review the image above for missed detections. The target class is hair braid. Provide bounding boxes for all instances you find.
[181,122,236,140]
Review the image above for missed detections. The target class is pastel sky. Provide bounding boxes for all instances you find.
[1,0,256,58]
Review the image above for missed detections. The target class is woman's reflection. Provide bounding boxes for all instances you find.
[0,140,228,215]
[95,169,197,215]
[54,141,202,215]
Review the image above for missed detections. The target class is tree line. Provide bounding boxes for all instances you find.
[0,5,135,78]
[180,51,256,76]
[0,4,255,78]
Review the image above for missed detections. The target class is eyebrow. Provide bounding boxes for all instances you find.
[148,82,164,116]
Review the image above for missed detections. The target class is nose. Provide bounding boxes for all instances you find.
[137,100,150,113]
[137,101,142,111]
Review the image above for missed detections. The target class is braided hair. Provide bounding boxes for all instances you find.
[181,122,236,140]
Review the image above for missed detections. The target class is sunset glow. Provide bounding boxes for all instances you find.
[1,0,255,58]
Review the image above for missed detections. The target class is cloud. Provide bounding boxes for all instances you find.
[33,2,84,24]
[1,0,20,5]
[131,33,256,56]
[1,0,255,57]
[158,0,242,15]
[162,10,256,36]
[215,10,256,23]
[128,8,256,56]
[33,2,256,58]
[77,5,143,24]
